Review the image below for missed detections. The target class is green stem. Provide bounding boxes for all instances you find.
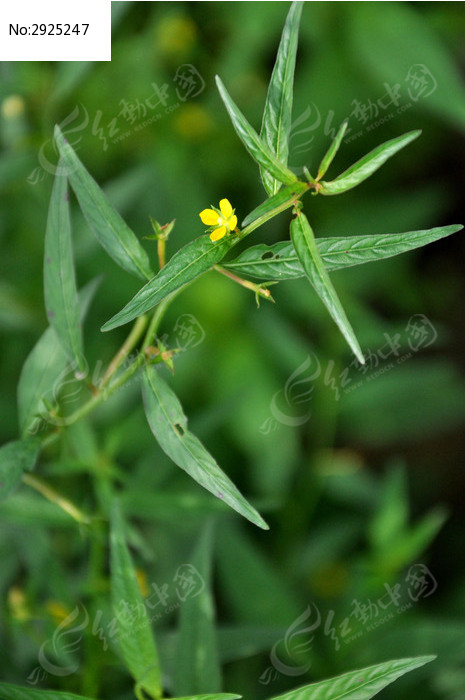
[214,264,273,302]
[99,314,148,390]
[142,287,183,349]
[22,473,91,524]
[62,352,147,427]
[239,183,311,239]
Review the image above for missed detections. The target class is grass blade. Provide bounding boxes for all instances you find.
[260,1,304,195]
[173,524,221,696]
[110,501,162,699]
[290,211,364,363]
[54,126,153,281]
[44,167,84,372]
[142,365,268,530]
[216,76,298,187]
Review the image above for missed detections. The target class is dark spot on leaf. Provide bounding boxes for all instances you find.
[174,423,185,436]
[261,252,275,260]
[47,310,55,318]
[46,257,51,264]
[64,190,69,202]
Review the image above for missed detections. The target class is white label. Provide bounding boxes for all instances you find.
[0,0,110,61]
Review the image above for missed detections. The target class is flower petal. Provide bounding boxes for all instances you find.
[210,226,227,241]
[200,208,220,226]
[219,198,233,218]
[228,215,237,231]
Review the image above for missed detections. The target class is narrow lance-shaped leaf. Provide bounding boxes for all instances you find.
[0,439,40,503]
[0,684,96,700]
[142,364,269,530]
[44,166,84,372]
[224,224,463,281]
[17,278,101,436]
[316,119,349,180]
[110,501,162,699]
[54,126,153,281]
[172,696,241,700]
[242,182,308,228]
[290,211,365,364]
[319,130,421,195]
[216,76,298,187]
[174,524,221,696]
[269,656,436,700]
[260,1,304,196]
[102,234,238,332]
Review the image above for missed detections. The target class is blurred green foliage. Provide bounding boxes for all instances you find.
[0,2,464,698]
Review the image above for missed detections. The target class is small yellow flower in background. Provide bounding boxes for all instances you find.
[199,198,238,241]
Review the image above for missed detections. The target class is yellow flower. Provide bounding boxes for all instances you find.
[199,198,237,241]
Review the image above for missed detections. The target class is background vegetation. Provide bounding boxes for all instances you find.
[0,2,464,698]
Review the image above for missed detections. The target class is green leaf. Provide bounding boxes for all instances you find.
[142,364,268,530]
[171,696,241,700]
[215,76,298,187]
[319,130,421,195]
[102,234,238,332]
[110,500,162,699]
[0,684,95,700]
[54,126,153,281]
[44,166,84,372]
[242,182,308,228]
[174,525,221,696]
[290,211,364,363]
[369,466,409,552]
[316,119,349,180]
[0,439,40,502]
[269,656,436,700]
[17,278,100,436]
[17,325,68,436]
[224,225,463,280]
[260,1,304,196]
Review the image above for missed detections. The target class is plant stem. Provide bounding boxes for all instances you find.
[239,183,311,239]
[157,238,165,269]
[62,352,147,427]
[142,287,183,349]
[99,314,148,390]
[214,265,274,302]
[22,473,91,525]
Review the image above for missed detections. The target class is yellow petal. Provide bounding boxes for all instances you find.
[210,226,227,241]
[228,215,237,231]
[219,198,233,218]
[199,208,220,226]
